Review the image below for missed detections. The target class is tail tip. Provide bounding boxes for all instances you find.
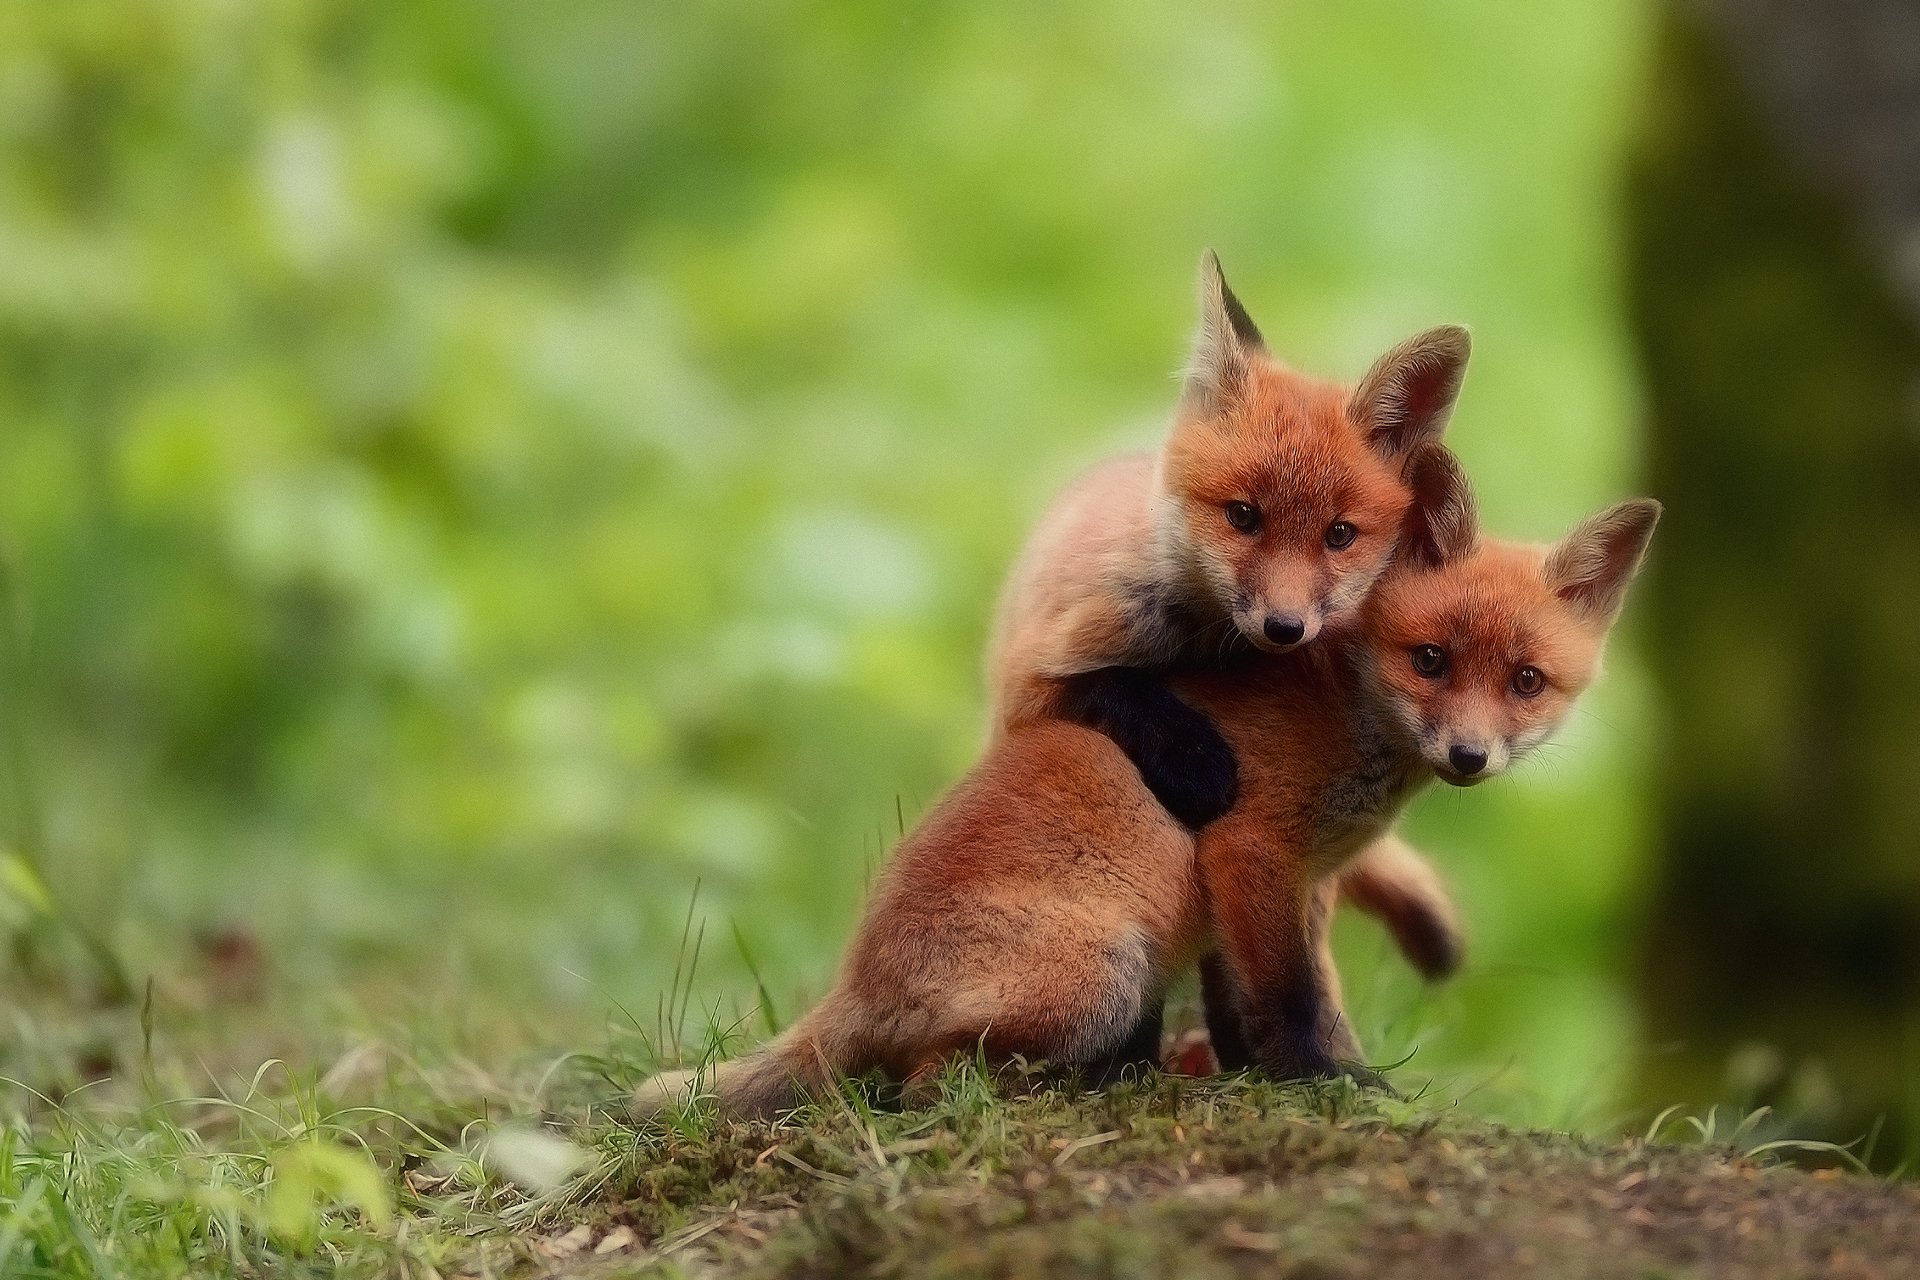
[1408,918,1466,981]
[631,1068,702,1119]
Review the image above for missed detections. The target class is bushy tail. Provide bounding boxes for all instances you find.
[631,997,860,1121]
[1339,837,1465,980]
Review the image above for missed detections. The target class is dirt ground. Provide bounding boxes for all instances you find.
[584,1074,1920,1279]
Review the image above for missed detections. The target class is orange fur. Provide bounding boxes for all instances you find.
[987,252,1469,731]
[985,255,1471,978]
[635,468,1660,1117]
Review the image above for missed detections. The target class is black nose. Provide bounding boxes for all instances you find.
[1263,615,1306,647]
[1448,745,1488,776]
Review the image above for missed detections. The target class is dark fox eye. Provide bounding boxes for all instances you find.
[1224,501,1261,533]
[1512,665,1545,697]
[1324,521,1357,550]
[1411,644,1447,678]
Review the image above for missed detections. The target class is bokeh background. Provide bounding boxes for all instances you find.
[1,0,1913,1163]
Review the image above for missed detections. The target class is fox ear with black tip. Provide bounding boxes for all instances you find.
[1350,325,1472,461]
[1543,499,1662,625]
[1181,249,1268,417]
[1398,442,1478,569]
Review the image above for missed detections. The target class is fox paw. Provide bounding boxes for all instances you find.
[1330,1060,1400,1097]
[1247,1030,1396,1094]
[1136,724,1239,829]
[1056,669,1240,829]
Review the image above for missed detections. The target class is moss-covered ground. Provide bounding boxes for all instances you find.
[585,1067,1918,1279]
[5,993,1914,1278]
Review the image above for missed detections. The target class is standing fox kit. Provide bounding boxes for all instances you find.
[636,451,1660,1117]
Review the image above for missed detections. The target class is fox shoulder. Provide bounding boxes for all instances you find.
[988,452,1187,722]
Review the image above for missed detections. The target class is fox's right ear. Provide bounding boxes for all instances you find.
[1350,325,1471,460]
[1543,499,1661,624]
[1181,249,1267,415]
[1399,442,1477,568]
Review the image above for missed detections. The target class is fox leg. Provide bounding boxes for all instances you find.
[1196,817,1339,1080]
[1308,878,1364,1062]
[1200,880,1362,1074]
[1054,667,1239,829]
[886,918,1161,1089]
[991,923,1160,1067]
[1198,952,1252,1071]
[1339,834,1464,980]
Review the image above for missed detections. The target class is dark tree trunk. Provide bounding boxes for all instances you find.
[1628,2,1920,1165]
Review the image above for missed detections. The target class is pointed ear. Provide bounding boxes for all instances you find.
[1543,499,1662,622]
[1399,443,1477,568]
[1181,249,1267,415]
[1349,325,1471,460]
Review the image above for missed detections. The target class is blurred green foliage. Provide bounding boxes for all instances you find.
[0,0,1655,1124]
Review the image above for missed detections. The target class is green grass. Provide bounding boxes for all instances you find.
[3,992,1915,1279]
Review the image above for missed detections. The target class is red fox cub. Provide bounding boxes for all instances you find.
[636,449,1660,1116]
[988,251,1469,740]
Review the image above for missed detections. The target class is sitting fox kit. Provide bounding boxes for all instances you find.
[635,446,1660,1117]
[993,252,1473,985]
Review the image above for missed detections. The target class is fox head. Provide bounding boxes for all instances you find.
[1158,250,1471,654]
[1364,444,1661,787]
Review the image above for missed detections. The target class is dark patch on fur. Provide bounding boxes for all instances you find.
[1199,952,1253,1071]
[1203,950,1384,1086]
[1241,964,1342,1081]
[1056,668,1240,830]
[1079,1001,1165,1089]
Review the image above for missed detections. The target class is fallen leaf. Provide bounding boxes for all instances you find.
[595,1226,636,1255]
[540,1225,592,1258]
[1180,1176,1246,1199]
[483,1128,590,1194]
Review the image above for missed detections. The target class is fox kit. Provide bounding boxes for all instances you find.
[988,254,1468,794]
[636,449,1660,1116]
[1193,474,1661,1078]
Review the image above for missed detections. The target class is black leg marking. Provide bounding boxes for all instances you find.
[1199,952,1253,1072]
[1056,668,1239,829]
[1233,951,1345,1082]
[1081,1001,1165,1088]
[1235,968,1390,1090]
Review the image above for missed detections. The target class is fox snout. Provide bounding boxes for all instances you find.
[1238,605,1320,652]
[1432,734,1509,786]
[1263,614,1306,647]
[1235,574,1323,652]
[1447,744,1487,776]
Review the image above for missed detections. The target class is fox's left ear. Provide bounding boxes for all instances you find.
[1182,249,1268,416]
[1399,443,1478,568]
[1350,326,1471,460]
[1543,499,1662,623]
